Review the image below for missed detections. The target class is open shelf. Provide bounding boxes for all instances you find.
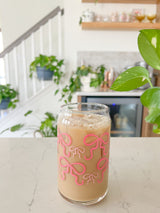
[82,0,157,3]
[81,22,160,30]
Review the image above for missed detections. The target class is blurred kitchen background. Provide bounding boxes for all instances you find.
[0,0,159,137]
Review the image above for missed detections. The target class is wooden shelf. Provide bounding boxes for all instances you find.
[81,22,160,30]
[82,0,157,3]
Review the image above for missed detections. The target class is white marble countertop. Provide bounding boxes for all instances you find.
[0,137,160,213]
[77,90,145,97]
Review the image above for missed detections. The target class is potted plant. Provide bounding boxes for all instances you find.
[29,54,64,83]
[0,110,58,137]
[111,29,160,134]
[56,64,106,103]
[0,84,19,110]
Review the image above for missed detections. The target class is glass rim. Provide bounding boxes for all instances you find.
[60,102,109,114]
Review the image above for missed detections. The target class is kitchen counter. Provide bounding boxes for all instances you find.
[77,90,145,97]
[0,137,160,213]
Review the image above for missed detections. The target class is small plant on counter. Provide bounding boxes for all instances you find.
[111,29,160,134]
[0,84,19,109]
[0,110,57,137]
[29,54,64,83]
[37,112,57,137]
[56,64,106,103]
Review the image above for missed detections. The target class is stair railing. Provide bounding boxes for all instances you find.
[0,6,64,120]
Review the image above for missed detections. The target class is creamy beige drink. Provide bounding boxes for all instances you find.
[57,103,111,204]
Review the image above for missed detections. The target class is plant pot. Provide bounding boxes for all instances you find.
[36,66,54,81]
[0,98,10,110]
[81,74,99,92]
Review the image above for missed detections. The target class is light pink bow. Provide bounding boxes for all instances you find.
[69,146,85,158]
[83,172,98,184]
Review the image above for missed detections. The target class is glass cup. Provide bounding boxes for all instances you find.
[57,103,111,205]
[147,14,156,23]
[135,9,145,23]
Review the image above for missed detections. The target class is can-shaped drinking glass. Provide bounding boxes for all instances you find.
[57,103,111,205]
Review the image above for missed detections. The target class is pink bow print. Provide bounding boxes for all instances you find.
[97,157,108,183]
[83,132,109,160]
[69,146,85,158]
[58,129,72,157]
[59,156,86,186]
[83,172,98,184]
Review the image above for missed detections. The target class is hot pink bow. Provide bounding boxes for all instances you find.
[58,129,72,157]
[83,132,109,160]
[59,156,86,186]
[97,157,108,183]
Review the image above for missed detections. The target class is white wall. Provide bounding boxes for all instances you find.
[63,0,156,71]
[0,0,156,66]
[0,0,63,48]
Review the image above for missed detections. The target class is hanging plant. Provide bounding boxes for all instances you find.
[29,54,64,83]
[0,84,19,109]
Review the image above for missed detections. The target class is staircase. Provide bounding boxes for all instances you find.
[0,6,64,136]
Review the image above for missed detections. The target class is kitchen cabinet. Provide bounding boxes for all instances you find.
[81,0,160,30]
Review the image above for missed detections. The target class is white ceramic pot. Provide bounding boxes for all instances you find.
[81,73,99,92]
[82,10,95,22]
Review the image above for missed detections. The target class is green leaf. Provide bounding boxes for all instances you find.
[138,29,160,70]
[79,17,82,25]
[54,89,59,95]
[140,87,160,109]
[24,110,33,117]
[57,59,64,67]
[68,94,72,102]
[90,78,99,88]
[141,88,160,135]
[45,112,56,120]
[145,108,160,124]
[153,125,160,134]
[110,66,150,91]
[10,124,24,132]
[0,94,2,103]
[7,101,13,109]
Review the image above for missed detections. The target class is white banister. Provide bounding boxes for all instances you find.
[31,33,37,96]
[21,41,28,101]
[48,19,52,55]
[0,58,5,84]
[58,10,62,58]
[0,111,4,119]
[4,54,9,84]
[0,110,8,120]
[39,26,45,89]
[13,48,19,89]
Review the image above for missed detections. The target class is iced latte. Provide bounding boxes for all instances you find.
[57,103,111,204]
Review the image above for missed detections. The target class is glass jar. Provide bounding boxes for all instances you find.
[57,103,111,205]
